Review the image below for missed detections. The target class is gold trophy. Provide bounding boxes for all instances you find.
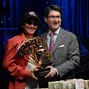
[17,36,52,78]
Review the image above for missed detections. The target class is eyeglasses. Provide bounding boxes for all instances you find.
[47,16,61,19]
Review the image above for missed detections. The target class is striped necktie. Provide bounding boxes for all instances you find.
[49,32,54,52]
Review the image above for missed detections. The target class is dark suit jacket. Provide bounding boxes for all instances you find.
[41,28,80,78]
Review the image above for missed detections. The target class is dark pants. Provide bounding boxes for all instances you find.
[38,75,60,88]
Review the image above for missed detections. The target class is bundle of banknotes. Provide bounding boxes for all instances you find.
[48,79,89,89]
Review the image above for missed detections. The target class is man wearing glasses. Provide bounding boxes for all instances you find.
[40,5,80,88]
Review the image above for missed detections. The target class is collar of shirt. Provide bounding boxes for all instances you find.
[48,27,60,36]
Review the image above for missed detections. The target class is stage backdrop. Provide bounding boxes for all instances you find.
[0,0,89,46]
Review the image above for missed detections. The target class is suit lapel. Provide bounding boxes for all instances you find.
[41,29,65,54]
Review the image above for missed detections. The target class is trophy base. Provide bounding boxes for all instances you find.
[34,68,50,78]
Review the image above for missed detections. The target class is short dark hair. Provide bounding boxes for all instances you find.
[44,5,62,17]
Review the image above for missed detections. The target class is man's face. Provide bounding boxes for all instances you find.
[44,10,62,32]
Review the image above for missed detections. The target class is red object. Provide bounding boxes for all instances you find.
[49,32,54,52]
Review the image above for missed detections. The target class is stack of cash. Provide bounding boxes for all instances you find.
[48,79,89,89]
[83,80,89,89]
[48,81,61,89]
[48,80,74,89]
[74,79,84,89]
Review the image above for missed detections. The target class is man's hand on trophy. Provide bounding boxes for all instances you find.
[44,66,57,78]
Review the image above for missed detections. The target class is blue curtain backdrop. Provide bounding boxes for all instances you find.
[0,0,89,45]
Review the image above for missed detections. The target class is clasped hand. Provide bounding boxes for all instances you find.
[45,66,57,78]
